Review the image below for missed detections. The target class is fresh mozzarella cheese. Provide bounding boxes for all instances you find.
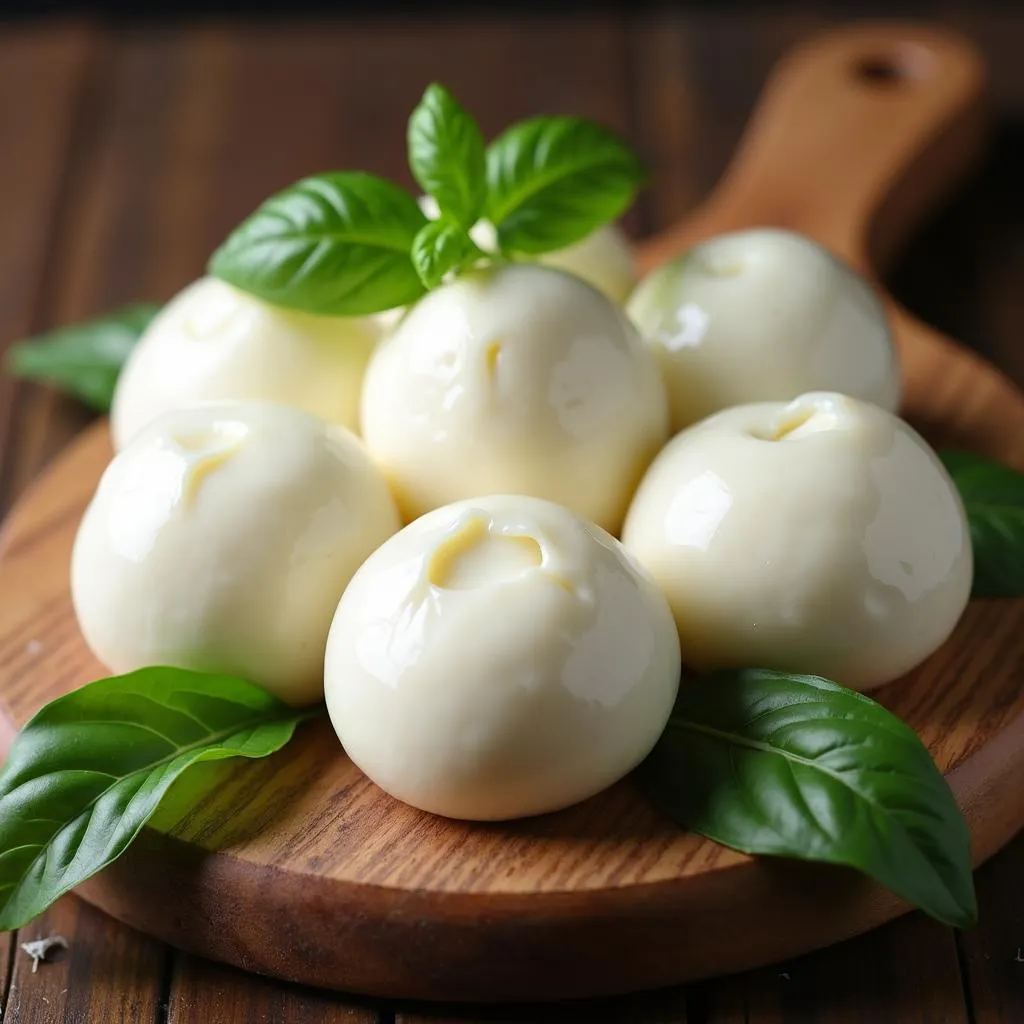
[72,402,400,706]
[626,228,900,431]
[539,222,638,303]
[112,276,379,450]
[324,494,681,820]
[621,392,971,690]
[360,263,669,533]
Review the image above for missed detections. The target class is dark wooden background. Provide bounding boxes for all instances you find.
[0,6,1023,1022]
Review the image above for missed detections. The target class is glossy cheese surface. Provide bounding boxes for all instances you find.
[621,392,972,690]
[112,277,379,449]
[73,402,400,705]
[360,263,669,533]
[627,228,900,431]
[325,494,681,820]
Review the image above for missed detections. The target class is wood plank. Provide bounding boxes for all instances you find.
[628,8,829,227]
[886,6,1024,387]
[624,14,702,237]
[0,24,96,516]
[3,896,165,1024]
[957,831,1024,1023]
[0,929,12,1019]
[0,26,169,509]
[689,914,967,1023]
[395,987,688,1023]
[167,954,379,1023]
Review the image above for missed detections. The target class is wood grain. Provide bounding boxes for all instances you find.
[0,929,11,1020]
[694,913,969,1023]
[49,14,632,311]
[3,896,165,1024]
[0,21,1020,1005]
[957,831,1024,1022]
[395,985,689,1024]
[0,24,96,517]
[167,954,379,1023]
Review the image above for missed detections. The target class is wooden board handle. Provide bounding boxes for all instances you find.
[639,21,987,274]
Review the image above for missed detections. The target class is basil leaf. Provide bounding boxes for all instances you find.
[0,667,315,930]
[485,116,645,255]
[640,669,976,929]
[5,303,160,412]
[941,450,1024,597]
[209,172,428,316]
[408,83,487,230]
[411,220,484,289]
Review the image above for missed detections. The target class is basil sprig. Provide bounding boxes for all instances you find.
[411,220,485,289]
[941,450,1024,597]
[485,116,645,255]
[408,83,487,231]
[5,303,159,412]
[0,667,315,930]
[209,85,644,313]
[640,669,977,929]
[209,172,428,316]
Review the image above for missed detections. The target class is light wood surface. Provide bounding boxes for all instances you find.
[0,19,1022,1006]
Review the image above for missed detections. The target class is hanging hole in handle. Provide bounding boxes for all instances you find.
[855,56,905,85]
[852,44,935,88]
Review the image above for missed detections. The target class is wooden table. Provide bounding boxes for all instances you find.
[0,7,1022,1022]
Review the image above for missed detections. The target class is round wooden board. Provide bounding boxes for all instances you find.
[3,20,1024,1004]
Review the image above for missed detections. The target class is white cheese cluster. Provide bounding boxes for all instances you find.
[72,227,970,820]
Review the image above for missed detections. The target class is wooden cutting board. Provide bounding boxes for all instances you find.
[1,21,1022,1004]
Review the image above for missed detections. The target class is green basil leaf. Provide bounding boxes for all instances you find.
[408,83,487,230]
[209,172,428,316]
[0,667,315,930]
[940,450,1024,597]
[5,303,160,412]
[411,220,485,289]
[639,669,976,929]
[485,116,645,255]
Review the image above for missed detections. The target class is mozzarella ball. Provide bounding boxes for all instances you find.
[419,195,637,303]
[72,402,400,705]
[360,264,669,533]
[325,494,681,820]
[626,228,900,431]
[112,277,379,450]
[539,224,638,303]
[621,392,971,691]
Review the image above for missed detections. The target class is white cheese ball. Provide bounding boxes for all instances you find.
[325,494,681,820]
[626,228,901,431]
[360,263,669,533]
[539,223,638,304]
[622,393,972,691]
[112,277,379,450]
[72,402,400,706]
